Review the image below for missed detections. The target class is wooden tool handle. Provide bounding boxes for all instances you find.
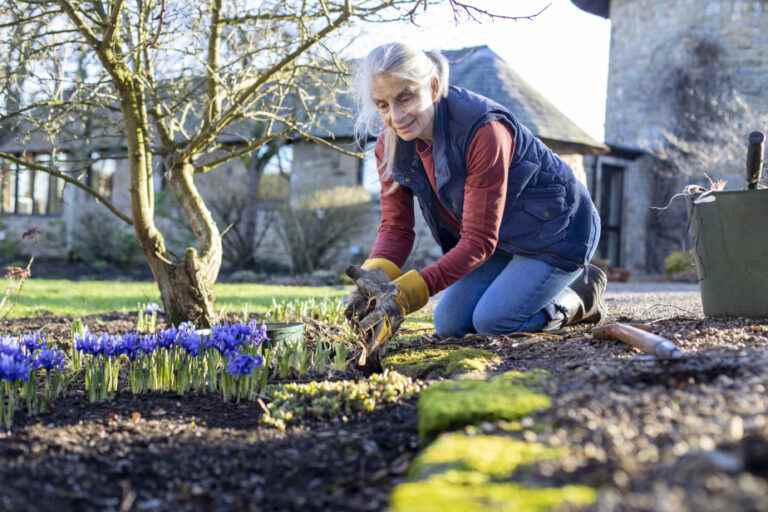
[592,322,684,359]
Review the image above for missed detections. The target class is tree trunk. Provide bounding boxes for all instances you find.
[149,248,219,327]
[147,160,223,327]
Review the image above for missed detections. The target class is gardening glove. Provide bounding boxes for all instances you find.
[348,268,429,370]
[343,258,402,326]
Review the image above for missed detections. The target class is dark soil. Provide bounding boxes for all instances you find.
[2,307,768,511]
[0,314,419,512]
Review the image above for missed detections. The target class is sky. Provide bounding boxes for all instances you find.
[348,0,612,141]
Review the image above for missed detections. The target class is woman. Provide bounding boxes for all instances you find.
[345,42,606,347]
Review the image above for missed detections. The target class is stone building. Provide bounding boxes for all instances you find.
[573,0,768,273]
[0,45,606,272]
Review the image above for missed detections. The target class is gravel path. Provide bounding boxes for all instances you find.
[605,281,704,322]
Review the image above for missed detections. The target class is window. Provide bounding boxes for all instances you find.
[89,152,118,200]
[0,153,66,216]
[597,162,625,267]
[262,145,293,176]
[360,143,380,196]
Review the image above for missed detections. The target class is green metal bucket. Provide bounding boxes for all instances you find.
[689,188,768,318]
[264,322,305,348]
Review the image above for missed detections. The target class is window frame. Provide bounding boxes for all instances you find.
[0,152,67,218]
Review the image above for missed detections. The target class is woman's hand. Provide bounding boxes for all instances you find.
[346,267,429,370]
[343,266,391,326]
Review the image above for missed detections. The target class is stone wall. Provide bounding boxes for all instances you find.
[604,0,768,273]
[289,141,360,200]
[606,0,768,147]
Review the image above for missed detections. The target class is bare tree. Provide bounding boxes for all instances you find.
[0,0,541,326]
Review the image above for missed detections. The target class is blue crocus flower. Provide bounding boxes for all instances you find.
[144,302,161,315]
[0,337,22,357]
[21,333,45,354]
[179,333,202,357]
[225,353,263,377]
[247,320,269,346]
[156,327,177,349]
[138,334,157,356]
[98,334,120,357]
[118,333,144,360]
[35,349,66,371]
[76,333,120,357]
[0,354,31,382]
[212,328,241,356]
[75,332,100,355]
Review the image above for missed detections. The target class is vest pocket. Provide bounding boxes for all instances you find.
[501,185,570,250]
[522,185,567,221]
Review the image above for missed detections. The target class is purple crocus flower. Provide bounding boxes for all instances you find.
[20,333,45,354]
[138,334,158,355]
[35,349,66,371]
[144,302,161,315]
[118,333,144,360]
[179,332,203,357]
[75,332,100,355]
[156,327,177,349]
[226,353,263,377]
[0,354,31,382]
[0,337,22,357]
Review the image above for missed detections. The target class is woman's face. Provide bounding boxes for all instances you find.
[371,73,439,142]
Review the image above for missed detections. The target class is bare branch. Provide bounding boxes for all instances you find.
[55,0,102,47]
[102,0,126,45]
[447,0,551,23]
[180,1,353,160]
[203,0,224,133]
[193,132,286,173]
[0,10,62,29]
[0,151,133,225]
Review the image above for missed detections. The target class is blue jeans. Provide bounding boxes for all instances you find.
[433,253,583,337]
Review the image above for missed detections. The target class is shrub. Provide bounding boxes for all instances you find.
[277,186,372,274]
[70,204,145,269]
[664,250,695,275]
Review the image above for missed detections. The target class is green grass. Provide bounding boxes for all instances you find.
[5,279,347,318]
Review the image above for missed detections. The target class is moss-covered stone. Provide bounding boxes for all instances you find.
[409,433,562,480]
[382,345,501,379]
[391,432,595,512]
[392,372,594,512]
[390,480,596,512]
[417,371,550,441]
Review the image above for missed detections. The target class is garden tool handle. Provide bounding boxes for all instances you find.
[746,131,765,190]
[592,322,685,359]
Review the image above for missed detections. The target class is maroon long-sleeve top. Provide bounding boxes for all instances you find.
[369,121,515,295]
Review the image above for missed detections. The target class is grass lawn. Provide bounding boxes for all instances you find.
[6,279,348,318]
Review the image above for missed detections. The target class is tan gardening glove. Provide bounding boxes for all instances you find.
[346,266,429,370]
[343,258,401,326]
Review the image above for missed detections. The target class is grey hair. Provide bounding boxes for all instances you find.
[353,43,449,188]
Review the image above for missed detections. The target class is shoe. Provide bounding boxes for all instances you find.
[542,264,608,331]
[569,264,608,324]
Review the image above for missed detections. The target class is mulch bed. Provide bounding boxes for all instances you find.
[2,309,768,511]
